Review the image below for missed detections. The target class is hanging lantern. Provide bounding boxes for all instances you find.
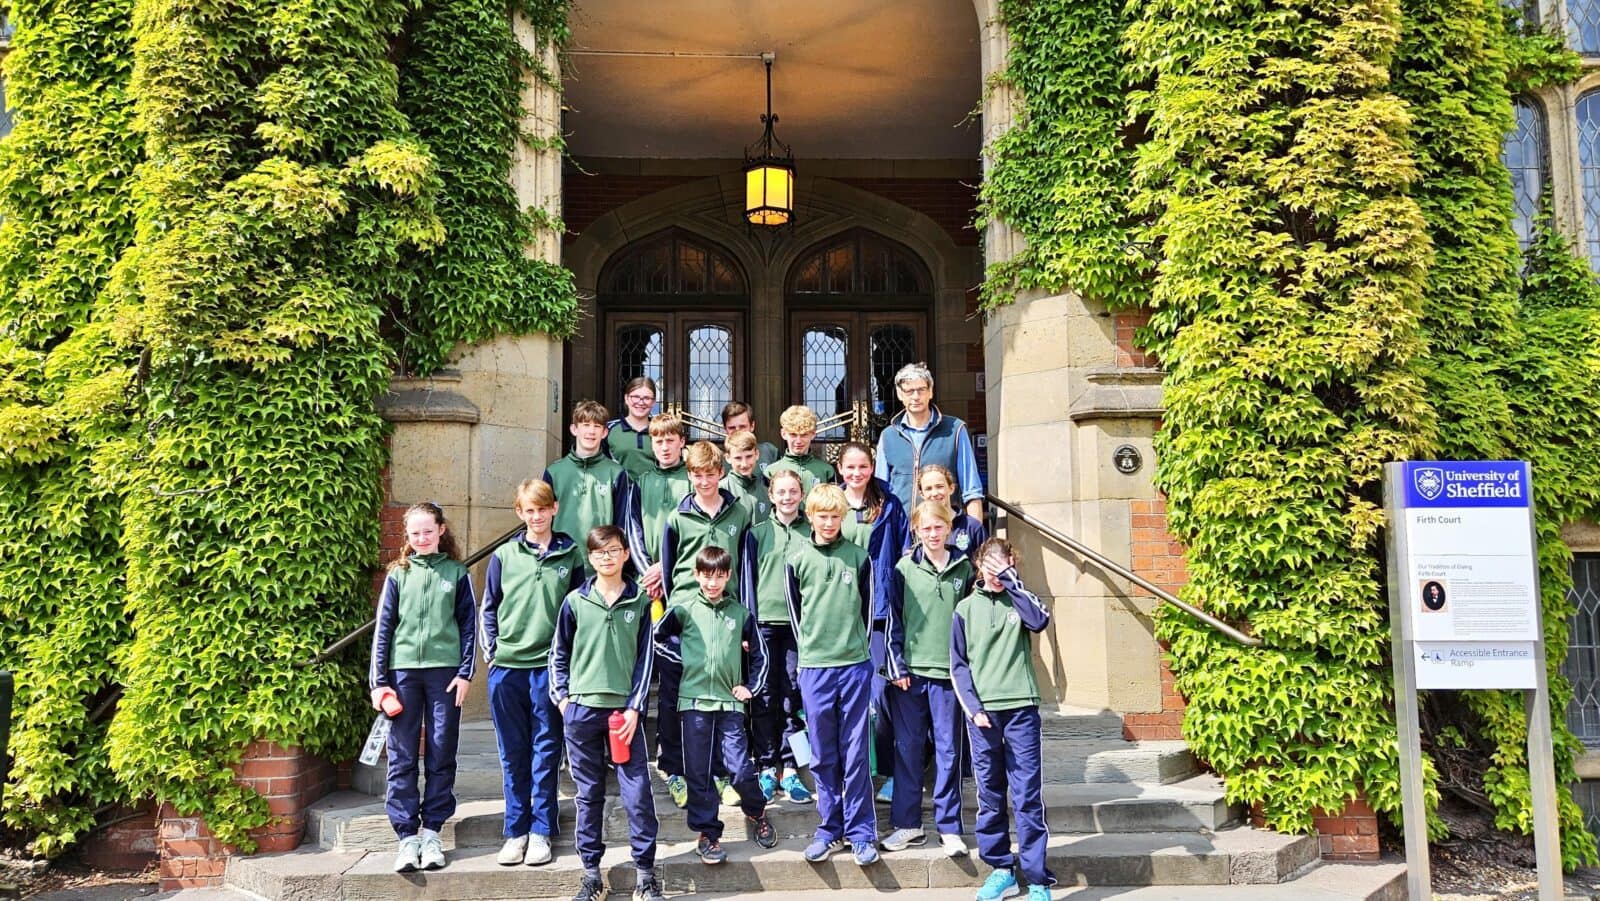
[744,52,795,228]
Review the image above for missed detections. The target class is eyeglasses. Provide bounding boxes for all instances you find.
[590,546,627,559]
[626,394,655,403]
[898,385,931,396]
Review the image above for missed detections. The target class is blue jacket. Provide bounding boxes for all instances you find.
[839,478,910,622]
[875,405,984,512]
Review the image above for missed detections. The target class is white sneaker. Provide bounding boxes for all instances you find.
[393,835,422,872]
[879,827,927,852]
[940,832,969,857]
[419,828,446,870]
[497,834,528,866]
[524,833,553,866]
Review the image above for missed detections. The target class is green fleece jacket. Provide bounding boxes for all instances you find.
[751,513,810,624]
[653,590,767,712]
[721,469,771,525]
[764,451,836,495]
[543,450,630,555]
[783,534,872,668]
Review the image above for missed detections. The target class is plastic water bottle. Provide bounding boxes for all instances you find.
[788,711,813,768]
[608,710,632,763]
[359,713,391,766]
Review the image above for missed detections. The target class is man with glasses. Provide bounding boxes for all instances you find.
[875,363,985,519]
[607,377,659,479]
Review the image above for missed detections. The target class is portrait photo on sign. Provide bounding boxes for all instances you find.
[1419,580,1449,613]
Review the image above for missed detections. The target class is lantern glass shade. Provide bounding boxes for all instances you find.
[745,162,794,226]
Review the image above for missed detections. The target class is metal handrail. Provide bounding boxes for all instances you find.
[985,494,1261,648]
[665,404,727,439]
[295,521,528,668]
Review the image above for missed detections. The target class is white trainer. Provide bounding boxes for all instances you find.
[940,832,969,857]
[419,828,446,870]
[524,833,554,866]
[497,834,528,866]
[879,827,927,852]
[393,835,422,872]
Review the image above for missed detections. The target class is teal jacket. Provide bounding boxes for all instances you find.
[950,567,1050,716]
[482,533,587,668]
[605,417,655,479]
[784,534,873,668]
[763,451,836,494]
[722,469,771,525]
[549,578,654,711]
[369,553,476,689]
[653,590,768,712]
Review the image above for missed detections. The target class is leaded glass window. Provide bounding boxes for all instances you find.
[1573,0,1600,54]
[685,325,733,440]
[602,231,746,297]
[1579,91,1600,271]
[788,229,932,297]
[801,326,849,441]
[869,325,918,419]
[1564,555,1600,746]
[1503,96,1548,254]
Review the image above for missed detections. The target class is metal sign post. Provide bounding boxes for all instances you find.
[1383,460,1562,901]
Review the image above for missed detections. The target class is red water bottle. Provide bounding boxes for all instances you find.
[608,710,631,763]
[379,688,404,718]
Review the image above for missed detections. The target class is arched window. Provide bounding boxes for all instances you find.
[1578,91,1600,271]
[598,230,748,438]
[1573,0,1600,54]
[786,230,933,446]
[1503,96,1548,254]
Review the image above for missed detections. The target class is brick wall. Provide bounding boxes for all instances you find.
[156,740,336,890]
[1114,309,1156,368]
[562,172,698,241]
[1124,497,1188,741]
[1312,797,1381,861]
[82,801,158,871]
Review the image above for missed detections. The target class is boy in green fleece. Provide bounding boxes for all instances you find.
[951,538,1055,901]
[652,547,778,864]
[549,526,664,901]
[483,480,587,867]
[543,401,632,574]
[656,440,755,806]
[764,405,836,493]
[624,412,691,604]
[785,484,879,867]
[721,429,771,525]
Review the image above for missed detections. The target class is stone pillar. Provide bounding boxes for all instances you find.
[983,291,1168,715]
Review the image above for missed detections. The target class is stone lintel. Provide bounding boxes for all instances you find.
[1069,366,1165,423]
[378,388,480,424]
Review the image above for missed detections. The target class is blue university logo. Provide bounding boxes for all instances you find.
[1414,467,1445,501]
[954,532,971,551]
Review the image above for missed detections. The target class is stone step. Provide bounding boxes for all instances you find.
[351,731,1196,800]
[225,826,1320,900]
[184,858,1406,901]
[311,776,1241,852]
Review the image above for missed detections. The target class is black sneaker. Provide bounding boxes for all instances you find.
[750,815,778,849]
[572,875,604,901]
[633,873,668,901]
[696,833,727,865]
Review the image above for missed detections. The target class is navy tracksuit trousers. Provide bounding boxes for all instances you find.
[384,667,461,838]
[750,622,802,772]
[655,650,684,777]
[487,665,562,838]
[869,623,895,776]
[564,703,658,870]
[886,674,965,835]
[681,709,766,840]
[798,660,877,844]
[967,705,1056,888]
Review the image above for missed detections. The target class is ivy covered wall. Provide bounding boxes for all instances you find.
[983,0,1600,869]
[0,0,576,851]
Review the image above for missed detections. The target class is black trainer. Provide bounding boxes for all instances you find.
[750,815,778,849]
[633,873,668,901]
[697,833,728,864]
[572,875,604,901]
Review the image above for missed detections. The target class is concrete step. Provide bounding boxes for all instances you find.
[352,723,1196,800]
[225,826,1320,900]
[312,776,1239,852]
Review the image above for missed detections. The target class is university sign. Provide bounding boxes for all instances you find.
[1383,460,1560,900]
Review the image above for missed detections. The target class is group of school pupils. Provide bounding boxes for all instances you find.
[368,382,1057,901]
